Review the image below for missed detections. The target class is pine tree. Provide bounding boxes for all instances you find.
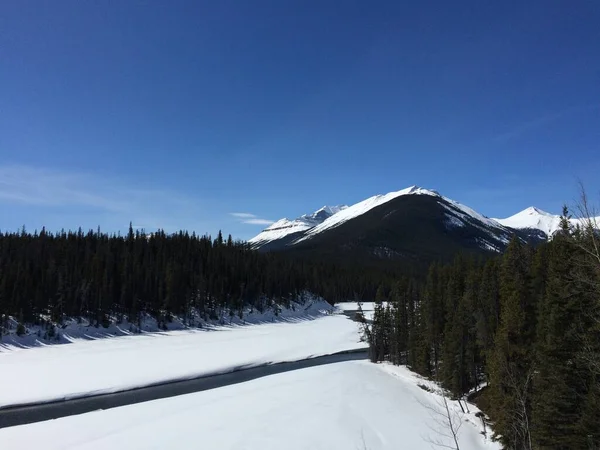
[488,238,535,450]
[474,259,499,380]
[533,209,600,449]
[390,280,408,365]
[422,262,444,376]
[370,284,388,362]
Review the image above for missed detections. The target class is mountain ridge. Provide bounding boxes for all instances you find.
[248,186,598,266]
[248,204,347,248]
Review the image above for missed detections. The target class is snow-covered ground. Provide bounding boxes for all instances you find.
[0,297,335,349]
[0,360,499,450]
[0,312,365,408]
[0,301,498,450]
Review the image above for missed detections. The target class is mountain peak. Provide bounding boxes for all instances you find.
[522,206,552,216]
[248,204,346,247]
[494,207,560,236]
[405,185,440,196]
[293,186,447,243]
[250,184,520,259]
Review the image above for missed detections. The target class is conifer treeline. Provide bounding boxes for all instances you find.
[368,212,600,449]
[0,225,382,329]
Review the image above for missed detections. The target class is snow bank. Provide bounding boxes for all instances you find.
[0,297,334,349]
[0,313,365,408]
[0,360,499,450]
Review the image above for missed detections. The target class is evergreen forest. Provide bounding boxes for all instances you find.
[366,208,600,449]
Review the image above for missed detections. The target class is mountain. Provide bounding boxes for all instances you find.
[248,205,347,250]
[494,206,600,239]
[249,186,539,267]
[493,207,562,238]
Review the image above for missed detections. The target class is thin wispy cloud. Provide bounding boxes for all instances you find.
[244,218,275,225]
[229,212,274,226]
[0,165,210,233]
[492,104,600,143]
[230,213,257,219]
[0,165,129,211]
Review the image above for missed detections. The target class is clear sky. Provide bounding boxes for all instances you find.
[1,1,599,239]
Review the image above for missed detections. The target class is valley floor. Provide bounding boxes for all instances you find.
[0,304,498,450]
[0,312,364,408]
[0,360,499,450]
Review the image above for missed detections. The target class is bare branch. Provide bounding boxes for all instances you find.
[417,387,463,450]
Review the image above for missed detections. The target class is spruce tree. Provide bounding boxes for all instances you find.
[488,237,535,450]
[533,210,600,449]
[370,284,388,362]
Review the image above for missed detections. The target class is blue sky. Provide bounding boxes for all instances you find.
[1,1,599,239]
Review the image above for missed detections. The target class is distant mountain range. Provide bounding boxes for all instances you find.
[248,186,595,266]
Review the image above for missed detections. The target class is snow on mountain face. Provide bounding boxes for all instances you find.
[299,205,347,223]
[248,205,347,246]
[294,186,439,243]
[493,206,561,236]
[250,185,515,251]
[295,185,509,245]
[494,206,600,237]
[249,185,600,254]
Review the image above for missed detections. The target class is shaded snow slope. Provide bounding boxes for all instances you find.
[0,314,365,408]
[0,297,333,350]
[0,361,499,450]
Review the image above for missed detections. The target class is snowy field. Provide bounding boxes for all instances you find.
[0,360,499,450]
[0,313,365,408]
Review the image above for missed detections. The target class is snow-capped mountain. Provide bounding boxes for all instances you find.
[295,186,509,245]
[295,187,437,243]
[248,205,347,249]
[248,185,597,265]
[493,207,563,236]
[249,186,529,263]
[494,206,600,239]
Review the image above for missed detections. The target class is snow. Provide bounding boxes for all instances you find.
[0,361,499,450]
[336,301,379,312]
[445,213,466,228]
[494,206,562,236]
[494,206,600,237]
[0,299,497,450]
[248,205,347,247]
[305,205,348,219]
[439,202,511,247]
[250,185,524,249]
[296,186,440,242]
[247,217,316,246]
[0,313,365,408]
[294,185,510,245]
[0,297,334,349]
[476,238,501,253]
[442,197,508,234]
